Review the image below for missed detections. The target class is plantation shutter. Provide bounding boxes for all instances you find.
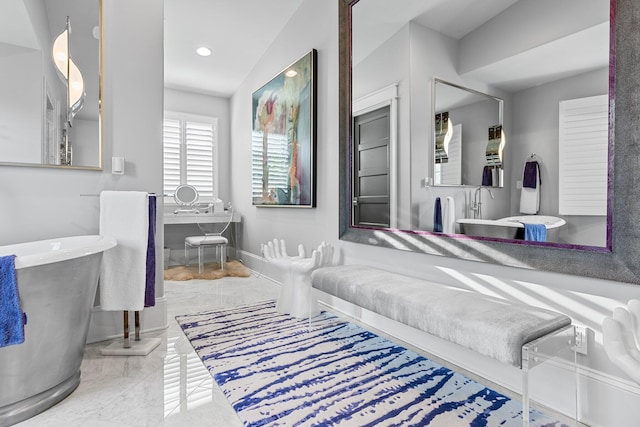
[558,95,608,216]
[163,113,217,199]
[185,121,214,197]
[163,118,182,195]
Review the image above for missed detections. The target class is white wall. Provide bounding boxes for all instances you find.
[0,0,166,343]
[229,0,339,258]
[357,17,607,246]
[70,118,100,167]
[230,1,640,426]
[510,68,609,247]
[353,25,411,229]
[0,52,42,164]
[408,21,512,231]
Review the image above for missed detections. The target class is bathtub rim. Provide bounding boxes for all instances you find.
[0,235,117,270]
[498,215,567,229]
[456,215,566,230]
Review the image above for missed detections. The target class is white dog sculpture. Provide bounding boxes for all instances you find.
[602,299,640,384]
[263,239,333,319]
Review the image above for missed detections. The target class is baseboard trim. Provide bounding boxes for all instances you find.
[576,363,640,396]
[237,249,282,284]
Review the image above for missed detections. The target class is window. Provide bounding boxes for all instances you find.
[163,112,218,201]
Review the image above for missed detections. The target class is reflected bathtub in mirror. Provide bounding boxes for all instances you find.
[457,216,566,242]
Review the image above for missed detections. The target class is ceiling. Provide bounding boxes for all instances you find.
[164,0,304,98]
[165,0,610,97]
[352,0,519,65]
[165,0,520,97]
[353,0,609,93]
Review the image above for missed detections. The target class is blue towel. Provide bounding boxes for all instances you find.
[145,195,156,308]
[482,166,493,186]
[433,197,443,233]
[524,223,547,242]
[0,255,25,347]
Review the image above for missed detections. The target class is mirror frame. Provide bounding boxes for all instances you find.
[338,0,640,285]
[0,0,103,171]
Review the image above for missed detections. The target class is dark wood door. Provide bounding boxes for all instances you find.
[352,106,390,228]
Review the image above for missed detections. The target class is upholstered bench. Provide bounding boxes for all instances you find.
[310,265,575,426]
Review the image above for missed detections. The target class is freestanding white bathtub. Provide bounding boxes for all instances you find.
[0,235,116,426]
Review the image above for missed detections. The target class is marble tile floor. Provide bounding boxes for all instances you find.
[14,273,577,427]
[16,274,281,427]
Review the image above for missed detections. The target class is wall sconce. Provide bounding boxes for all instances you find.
[52,17,86,124]
[434,112,450,164]
[485,125,504,166]
[112,157,125,175]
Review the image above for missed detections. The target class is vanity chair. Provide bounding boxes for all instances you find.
[184,206,234,273]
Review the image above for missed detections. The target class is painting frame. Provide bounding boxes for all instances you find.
[251,49,317,208]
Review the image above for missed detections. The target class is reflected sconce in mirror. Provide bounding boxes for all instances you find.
[52,17,86,124]
[434,112,450,164]
[485,125,504,166]
[483,125,505,187]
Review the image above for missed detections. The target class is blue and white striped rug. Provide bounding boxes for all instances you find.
[176,300,566,427]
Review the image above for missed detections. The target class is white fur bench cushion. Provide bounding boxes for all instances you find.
[311,265,571,368]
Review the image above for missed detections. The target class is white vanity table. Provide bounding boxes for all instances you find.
[163,210,241,266]
[163,210,240,225]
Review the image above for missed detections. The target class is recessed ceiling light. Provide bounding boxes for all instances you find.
[285,69,298,78]
[196,47,212,57]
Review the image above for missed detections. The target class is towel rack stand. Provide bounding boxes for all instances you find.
[96,190,162,356]
[102,310,160,356]
[80,193,162,197]
[122,311,143,348]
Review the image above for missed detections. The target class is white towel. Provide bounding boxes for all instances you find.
[99,191,148,311]
[520,187,539,214]
[442,196,456,234]
[520,164,540,214]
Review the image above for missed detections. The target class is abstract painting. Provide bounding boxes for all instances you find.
[252,50,317,207]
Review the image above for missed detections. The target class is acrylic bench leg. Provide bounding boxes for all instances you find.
[522,368,530,427]
[521,326,577,427]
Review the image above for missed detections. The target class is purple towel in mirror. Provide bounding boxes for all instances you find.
[482,166,493,186]
[523,161,539,189]
[433,197,442,233]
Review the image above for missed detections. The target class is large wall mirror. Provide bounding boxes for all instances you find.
[0,0,102,170]
[339,0,640,284]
